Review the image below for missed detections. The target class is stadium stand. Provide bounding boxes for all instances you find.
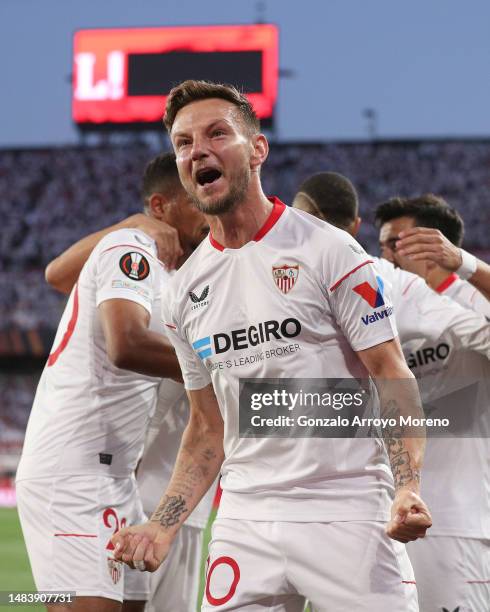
[1,140,489,285]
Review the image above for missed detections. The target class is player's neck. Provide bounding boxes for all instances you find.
[206,184,273,249]
[426,266,453,292]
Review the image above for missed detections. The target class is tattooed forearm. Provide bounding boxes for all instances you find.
[382,399,402,424]
[151,494,188,528]
[150,439,223,531]
[389,448,421,490]
[172,447,219,495]
[149,387,224,535]
[160,454,214,502]
[381,398,423,491]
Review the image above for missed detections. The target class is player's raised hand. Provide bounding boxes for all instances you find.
[130,213,184,270]
[111,521,173,572]
[386,489,432,543]
[396,227,461,271]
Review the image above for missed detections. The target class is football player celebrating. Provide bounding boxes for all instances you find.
[113,81,432,611]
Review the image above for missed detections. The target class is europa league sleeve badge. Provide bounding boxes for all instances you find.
[119,251,150,281]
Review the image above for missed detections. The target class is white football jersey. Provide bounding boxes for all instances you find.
[136,378,215,529]
[374,259,490,537]
[162,199,399,522]
[17,229,167,481]
[436,272,490,318]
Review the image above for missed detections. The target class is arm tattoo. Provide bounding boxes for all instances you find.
[151,446,220,528]
[382,399,421,490]
[390,449,421,489]
[151,495,188,528]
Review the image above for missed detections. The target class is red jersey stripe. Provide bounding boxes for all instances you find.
[329,260,374,292]
[47,284,79,367]
[100,243,164,268]
[253,197,286,242]
[435,273,458,294]
[209,233,225,251]
[54,533,98,538]
[401,276,419,296]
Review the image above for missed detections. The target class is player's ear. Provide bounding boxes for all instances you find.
[148,193,171,220]
[250,133,269,170]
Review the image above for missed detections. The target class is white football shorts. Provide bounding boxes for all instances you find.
[407,535,490,612]
[202,519,418,611]
[16,474,149,602]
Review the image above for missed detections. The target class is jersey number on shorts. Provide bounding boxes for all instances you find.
[205,556,241,606]
[47,284,79,367]
[103,507,127,551]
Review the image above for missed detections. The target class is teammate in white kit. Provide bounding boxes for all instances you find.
[376,194,490,316]
[382,197,490,305]
[375,195,490,611]
[295,175,490,611]
[16,154,208,612]
[112,80,432,611]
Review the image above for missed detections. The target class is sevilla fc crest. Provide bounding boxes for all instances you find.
[107,557,122,584]
[272,264,299,294]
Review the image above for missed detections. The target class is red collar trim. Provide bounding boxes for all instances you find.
[208,197,286,252]
[209,233,225,251]
[435,273,458,294]
[253,197,286,241]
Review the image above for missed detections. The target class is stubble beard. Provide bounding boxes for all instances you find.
[190,167,250,216]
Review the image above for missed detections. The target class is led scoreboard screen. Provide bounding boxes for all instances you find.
[72,24,279,128]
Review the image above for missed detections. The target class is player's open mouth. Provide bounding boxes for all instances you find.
[196,168,222,186]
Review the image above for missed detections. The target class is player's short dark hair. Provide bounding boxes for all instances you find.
[374,194,464,247]
[163,79,260,134]
[141,153,181,210]
[297,172,359,229]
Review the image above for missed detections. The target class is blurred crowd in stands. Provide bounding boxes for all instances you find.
[0,374,37,471]
[0,140,489,455]
[1,140,489,330]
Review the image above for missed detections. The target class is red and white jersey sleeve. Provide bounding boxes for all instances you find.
[436,273,490,318]
[17,228,166,482]
[323,236,397,351]
[94,230,159,314]
[373,258,490,357]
